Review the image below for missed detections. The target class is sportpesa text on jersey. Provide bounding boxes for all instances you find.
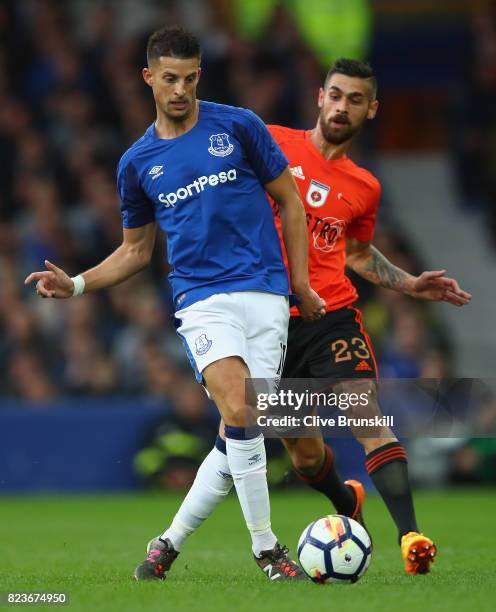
[117,101,291,311]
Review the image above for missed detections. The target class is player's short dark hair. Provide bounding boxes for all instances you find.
[325,58,377,99]
[147,26,201,64]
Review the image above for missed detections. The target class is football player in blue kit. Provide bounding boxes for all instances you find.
[24,26,325,581]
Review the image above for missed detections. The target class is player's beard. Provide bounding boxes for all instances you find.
[319,112,361,145]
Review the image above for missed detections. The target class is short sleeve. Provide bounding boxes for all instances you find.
[346,181,381,242]
[235,109,288,185]
[117,157,155,228]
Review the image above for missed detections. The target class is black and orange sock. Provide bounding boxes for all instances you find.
[366,441,418,541]
[297,445,355,516]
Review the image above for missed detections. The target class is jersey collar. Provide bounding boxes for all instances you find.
[148,101,203,142]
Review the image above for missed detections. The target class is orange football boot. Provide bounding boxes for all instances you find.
[344,479,366,524]
[344,479,372,548]
[401,532,437,575]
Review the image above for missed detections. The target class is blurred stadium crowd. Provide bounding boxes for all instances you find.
[454,0,496,240]
[0,1,494,486]
[0,0,456,401]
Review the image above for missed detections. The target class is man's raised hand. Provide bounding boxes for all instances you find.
[24,260,75,299]
[408,270,472,306]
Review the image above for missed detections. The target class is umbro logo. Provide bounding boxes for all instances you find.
[248,453,262,465]
[149,165,164,180]
[290,165,305,180]
[217,470,233,480]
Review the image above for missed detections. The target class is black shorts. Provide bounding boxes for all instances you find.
[282,305,378,379]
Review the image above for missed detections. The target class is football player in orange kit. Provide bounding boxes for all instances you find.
[268,58,471,575]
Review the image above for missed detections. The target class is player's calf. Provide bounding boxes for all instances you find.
[204,358,280,557]
[284,439,356,517]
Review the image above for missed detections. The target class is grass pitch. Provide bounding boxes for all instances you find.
[1,489,494,612]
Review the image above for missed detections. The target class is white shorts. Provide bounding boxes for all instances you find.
[175,291,289,387]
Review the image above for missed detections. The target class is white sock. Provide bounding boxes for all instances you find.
[225,433,277,557]
[161,446,233,550]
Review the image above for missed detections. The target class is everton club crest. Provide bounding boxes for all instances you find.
[306,179,331,208]
[208,133,234,157]
[195,333,213,355]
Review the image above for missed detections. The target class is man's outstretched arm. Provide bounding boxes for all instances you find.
[24,222,157,298]
[345,237,472,306]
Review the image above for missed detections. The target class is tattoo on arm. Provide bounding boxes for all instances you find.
[361,246,411,290]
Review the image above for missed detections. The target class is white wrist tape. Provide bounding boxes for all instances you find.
[71,275,85,297]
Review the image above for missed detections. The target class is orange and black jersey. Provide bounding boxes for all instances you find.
[268,125,381,316]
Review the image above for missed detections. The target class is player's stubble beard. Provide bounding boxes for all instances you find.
[319,111,363,146]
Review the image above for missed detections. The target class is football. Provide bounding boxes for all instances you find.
[297,515,372,583]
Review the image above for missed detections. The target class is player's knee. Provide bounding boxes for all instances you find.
[290,447,325,477]
[221,389,257,426]
[203,356,253,426]
[222,402,248,427]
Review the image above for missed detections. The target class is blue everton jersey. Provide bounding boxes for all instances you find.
[117,100,290,310]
